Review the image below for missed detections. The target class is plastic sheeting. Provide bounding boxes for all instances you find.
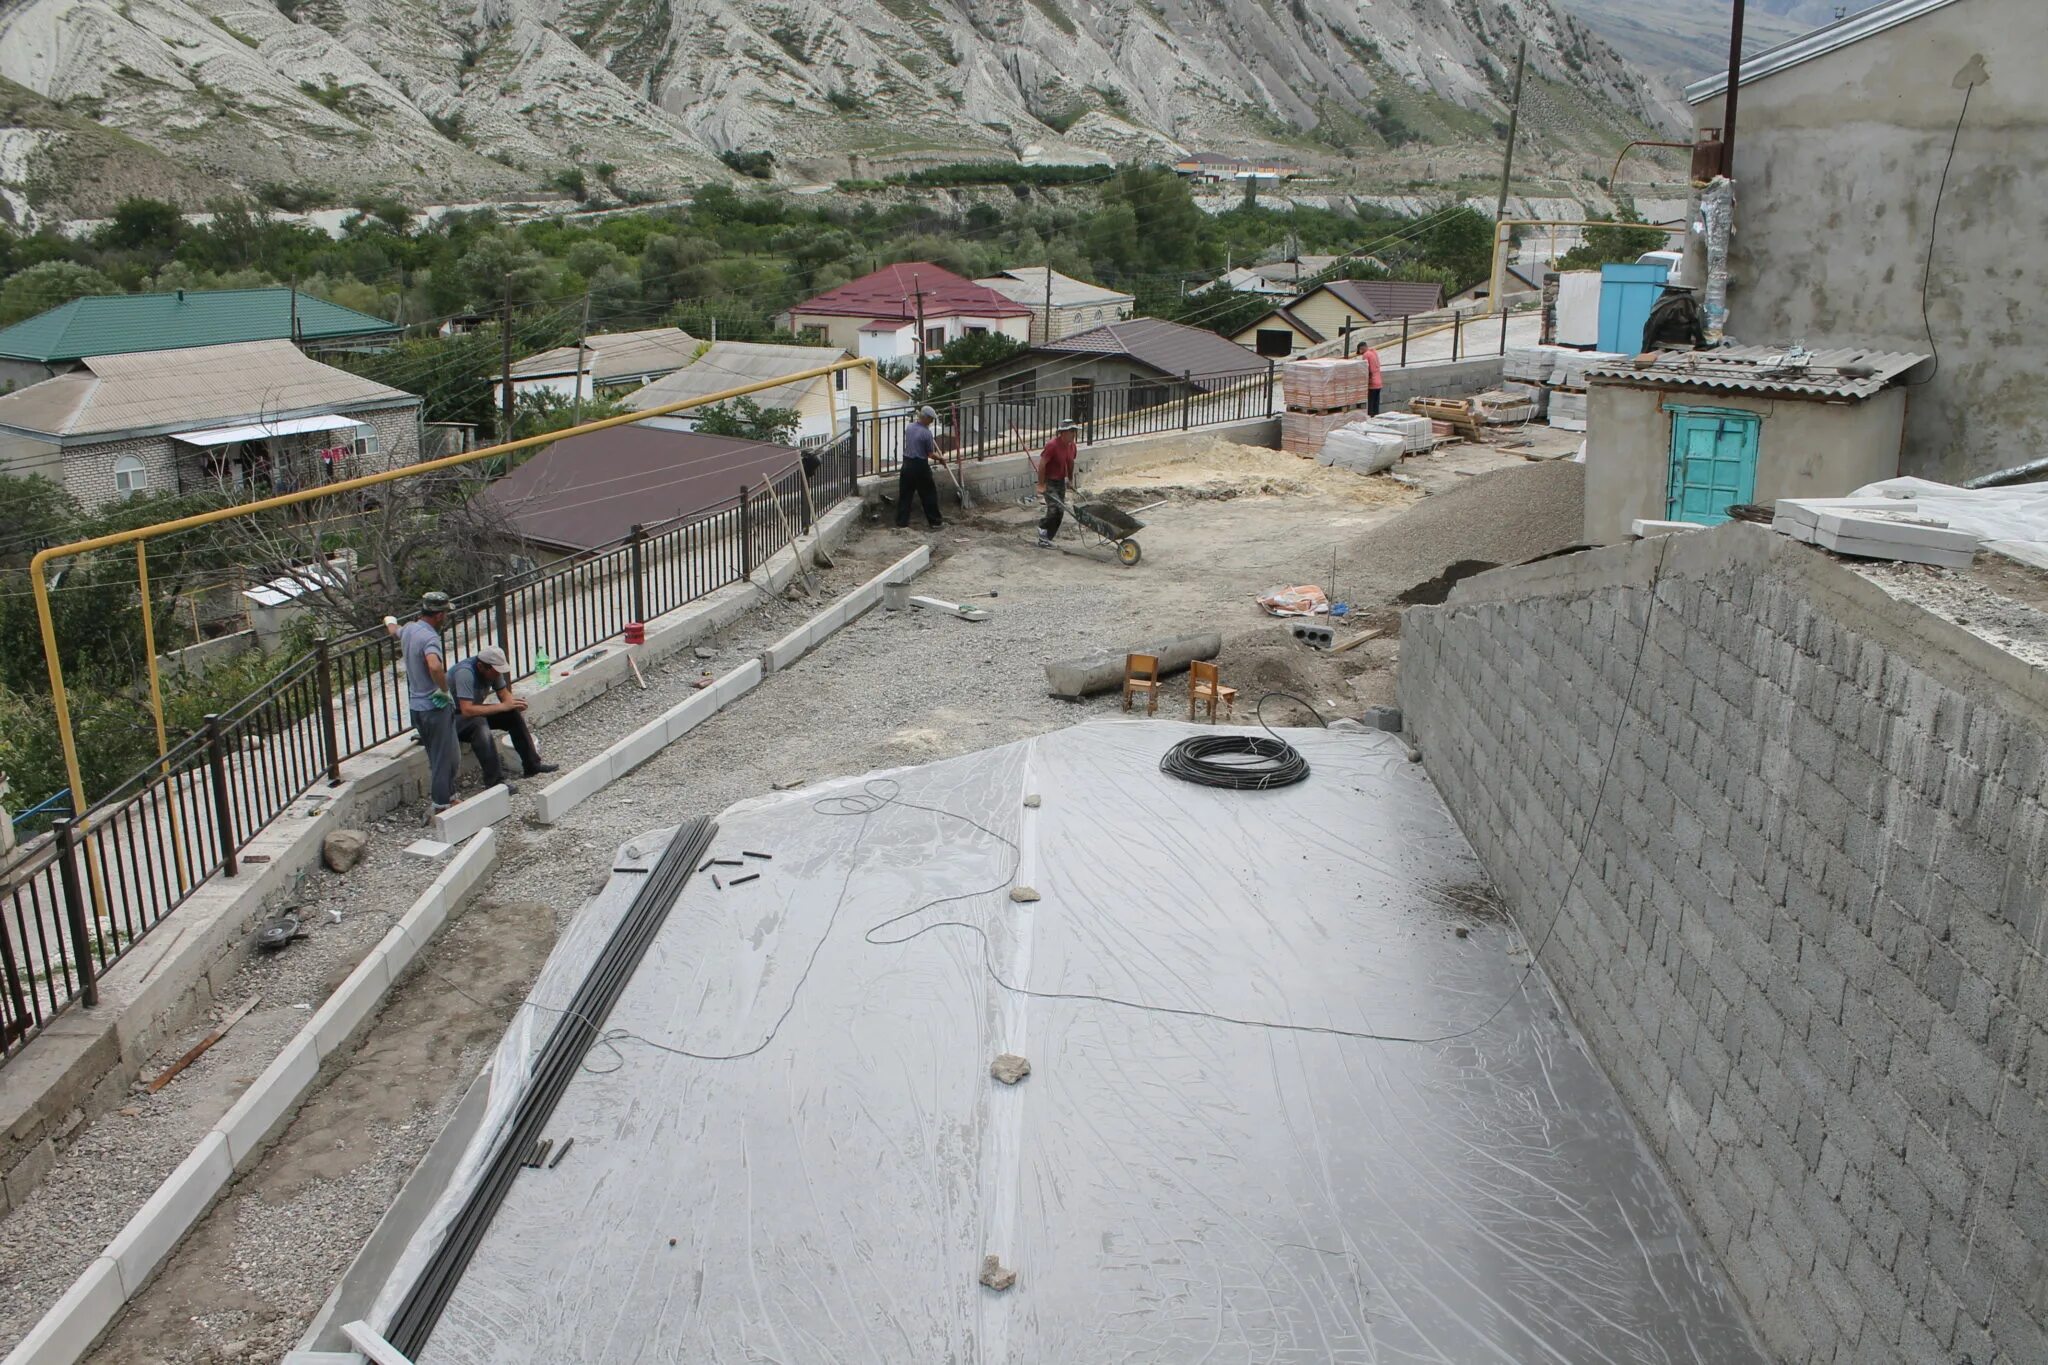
[1853,475,2048,569]
[381,722,1767,1364]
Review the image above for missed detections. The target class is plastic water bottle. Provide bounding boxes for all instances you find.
[534,646,552,688]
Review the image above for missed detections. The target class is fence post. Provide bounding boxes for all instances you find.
[628,523,646,624]
[53,818,98,1008]
[1180,371,1192,431]
[1266,359,1276,416]
[314,636,342,786]
[1500,307,1510,355]
[849,405,862,476]
[1400,315,1410,367]
[739,487,754,579]
[1453,312,1463,361]
[205,713,237,878]
[977,393,989,459]
[492,574,509,653]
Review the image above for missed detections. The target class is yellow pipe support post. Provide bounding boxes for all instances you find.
[866,360,882,477]
[135,542,191,888]
[34,358,874,815]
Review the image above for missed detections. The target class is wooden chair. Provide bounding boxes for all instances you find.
[1188,659,1237,723]
[1122,653,1162,715]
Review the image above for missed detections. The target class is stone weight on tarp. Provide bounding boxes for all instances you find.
[1043,632,1222,700]
[323,829,369,873]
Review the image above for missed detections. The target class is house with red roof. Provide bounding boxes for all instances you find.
[778,263,1034,361]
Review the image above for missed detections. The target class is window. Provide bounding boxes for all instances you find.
[965,325,988,337]
[112,453,148,497]
[353,423,380,461]
[1254,329,1295,358]
[923,326,946,352]
[997,370,1038,405]
[834,368,848,392]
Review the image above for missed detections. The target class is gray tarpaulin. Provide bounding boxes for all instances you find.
[372,721,1765,1363]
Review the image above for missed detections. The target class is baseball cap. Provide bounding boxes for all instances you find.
[476,644,510,671]
[419,590,453,613]
[918,405,938,420]
[1057,420,1078,431]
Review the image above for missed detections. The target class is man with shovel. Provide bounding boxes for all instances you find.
[895,406,945,531]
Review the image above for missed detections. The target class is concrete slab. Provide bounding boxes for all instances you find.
[308,953,392,1060]
[215,1034,318,1168]
[105,1130,232,1298]
[401,839,453,862]
[429,784,509,844]
[3,1255,124,1365]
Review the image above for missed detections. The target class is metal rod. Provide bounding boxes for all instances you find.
[315,637,342,786]
[1722,0,1746,179]
[53,819,97,1008]
[1492,38,1527,227]
[205,714,237,878]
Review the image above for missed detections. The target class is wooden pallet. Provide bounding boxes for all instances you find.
[1408,397,1485,442]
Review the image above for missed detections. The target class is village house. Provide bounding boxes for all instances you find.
[972,267,1135,345]
[1235,279,1446,358]
[777,263,1033,360]
[624,341,912,446]
[952,317,1260,434]
[506,327,702,402]
[0,339,420,510]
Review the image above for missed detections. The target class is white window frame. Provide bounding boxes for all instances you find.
[112,453,149,497]
[353,422,380,461]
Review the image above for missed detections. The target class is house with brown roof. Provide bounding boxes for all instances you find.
[973,268,1135,344]
[0,340,420,510]
[951,318,1262,433]
[778,263,1034,360]
[507,328,702,402]
[1234,279,1447,358]
[624,342,911,446]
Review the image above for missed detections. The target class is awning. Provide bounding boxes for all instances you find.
[171,413,360,446]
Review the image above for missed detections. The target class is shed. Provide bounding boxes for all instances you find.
[1581,346,1929,542]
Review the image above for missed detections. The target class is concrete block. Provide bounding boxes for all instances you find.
[106,1130,232,1298]
[430,784,509,843]
[402,839,454,863]
[307,951,392,1060]
[375,924,418,986]
[5,1255,126,1365]
[216,1035,318,1167]
[532,756,608,825]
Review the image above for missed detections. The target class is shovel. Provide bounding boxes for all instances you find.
[940,454,975,512]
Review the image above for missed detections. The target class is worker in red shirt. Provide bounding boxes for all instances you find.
[1357,342,1385,415]
[1035,421,1080,548]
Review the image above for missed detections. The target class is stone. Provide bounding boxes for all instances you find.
[694,647,716,659]
[403,839,454,863]
[991,1054,1031,1085]
[1362,705,1403,732]
[1022,794,1041,808]
[322,829,369,873]
[979,1254,1017,1292]
[1008,886,1040,903]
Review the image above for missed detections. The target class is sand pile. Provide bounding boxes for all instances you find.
[1336,460,1584,607]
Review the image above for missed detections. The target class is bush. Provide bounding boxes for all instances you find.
[718,150,777,180]
[691,397,803,444]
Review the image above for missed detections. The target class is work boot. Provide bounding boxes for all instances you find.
[525,762,560,776]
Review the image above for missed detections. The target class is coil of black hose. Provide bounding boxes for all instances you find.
[1159,733,1310,790]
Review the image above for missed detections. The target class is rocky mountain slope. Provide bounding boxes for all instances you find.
[1557,0,1883,81]
[0,0,1673,220]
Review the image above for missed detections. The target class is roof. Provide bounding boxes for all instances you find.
[484,427,799,552]
[0,288,397,364]
[1305,278,1446,321]
[788,263,1033,323]
[975,268,1136,309]
[0,340,415,441]
[1198,266,1296,298]
[509,329,700,383]
[1040,317,1258,388]
[1236,307,1325,344]
[1686,0,1964,102]
[623,342,909,416]
[1583,345,1930,399]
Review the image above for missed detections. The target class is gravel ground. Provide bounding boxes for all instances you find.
[3,435,1552,1362]
[1853,554,2048,672]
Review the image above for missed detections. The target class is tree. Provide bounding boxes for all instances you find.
[691,397,802,444]
[511,390,632,442]
[1154,286,1273,340]
[0,261,116,326]
[1557,211,1668,271]
[1416,206,1495,292]
[924,331,1027,404]
[101,198,184,253]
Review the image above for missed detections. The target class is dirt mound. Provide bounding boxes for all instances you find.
[1337,460,1584,607]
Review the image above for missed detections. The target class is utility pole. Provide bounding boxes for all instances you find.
[499,275,515,441]
[571,290,592,426]
[1721,0,1747,178]
[912,279,929,398]
[288,274,300,342]
[1493,38,1527,225]
[1041,263,1054,345]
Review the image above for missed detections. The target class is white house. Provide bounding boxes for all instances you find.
[624,342,912,445]
[508,328,702,402]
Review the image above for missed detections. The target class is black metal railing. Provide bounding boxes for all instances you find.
[0,438,859,1064]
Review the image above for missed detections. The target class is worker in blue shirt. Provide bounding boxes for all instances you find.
[450,645,559,794]
[895,405,944,530]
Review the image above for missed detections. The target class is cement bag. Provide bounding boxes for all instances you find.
[1319,425,1403,474]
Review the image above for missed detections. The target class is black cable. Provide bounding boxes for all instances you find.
[1909,82,1973,387]
[1159,733,1309,789]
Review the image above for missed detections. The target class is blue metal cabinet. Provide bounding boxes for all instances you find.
[1598,261,1671,353]
[1665,405,1761,524]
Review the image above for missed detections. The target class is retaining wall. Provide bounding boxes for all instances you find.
[1399,522,2048,1365]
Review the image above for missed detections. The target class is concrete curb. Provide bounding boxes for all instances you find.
[761,546,931,674]
[531,660,765,825]
[1,831,499,1365]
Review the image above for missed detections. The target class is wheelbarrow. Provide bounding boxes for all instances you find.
[1044,489,1145,567]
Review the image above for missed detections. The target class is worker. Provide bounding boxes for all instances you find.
[450,644,559,793]
[400,591,459,813]
[1357,341,1385,416]
[1036,421,1080,548]
[895,405,944,530]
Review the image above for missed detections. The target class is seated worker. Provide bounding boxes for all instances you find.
[450,644,559,793]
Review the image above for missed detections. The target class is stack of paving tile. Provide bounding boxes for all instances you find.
[1773,497,1979,568]
[1282,356,1373,412]
[1499,380,1550,417]
[1548,390,1589,431]
[1548,349,1626,390]
[1471,389,1538,425]
[1368,412,1435,453]
[1283,408,1365,455]
[1501,347,1559,384]
[1318,423,1405,474]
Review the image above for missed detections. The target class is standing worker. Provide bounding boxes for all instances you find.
[401,591,460,814]
[450,645,559,793]
[1035,421,1079,549]
[1357,341,1385,416]
[895,405,944,531]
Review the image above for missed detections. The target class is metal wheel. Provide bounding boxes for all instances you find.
[1117,539,1142,567]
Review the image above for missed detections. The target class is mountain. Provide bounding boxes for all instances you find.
[0,0,1675,222]
[1555,0,1885,82]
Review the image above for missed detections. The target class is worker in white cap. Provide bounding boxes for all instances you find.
[401,591,459,812]
[449,643,558,794]
[895,405,945,530]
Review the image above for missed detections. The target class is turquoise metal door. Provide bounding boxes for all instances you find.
[1665,406,1760,524]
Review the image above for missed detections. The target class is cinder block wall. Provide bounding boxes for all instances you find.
[1400,522,2048,1365]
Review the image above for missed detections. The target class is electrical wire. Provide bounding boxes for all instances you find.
[1157,691,1325,789]
[1908,81,1973,387]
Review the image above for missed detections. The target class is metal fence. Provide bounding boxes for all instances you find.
[852,366,1279,478]
[0,438,857,1062]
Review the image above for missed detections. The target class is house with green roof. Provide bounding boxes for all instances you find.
[0,288,398,393]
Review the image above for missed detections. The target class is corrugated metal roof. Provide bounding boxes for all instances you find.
[0,288,397,363]
[510,328,700,382]
[1686,0,1966,102]
[1041,317,1261,387]
[0,340,415,439]
[1583,346,1929,399]
[623,342,910,414]
[1311,279,1446,321]
[976,268,1135,309]
[789,263,1033,322]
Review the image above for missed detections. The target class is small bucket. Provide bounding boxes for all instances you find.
[624,621,646,646]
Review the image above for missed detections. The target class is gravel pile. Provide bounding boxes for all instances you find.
[1335,459,1584,607]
